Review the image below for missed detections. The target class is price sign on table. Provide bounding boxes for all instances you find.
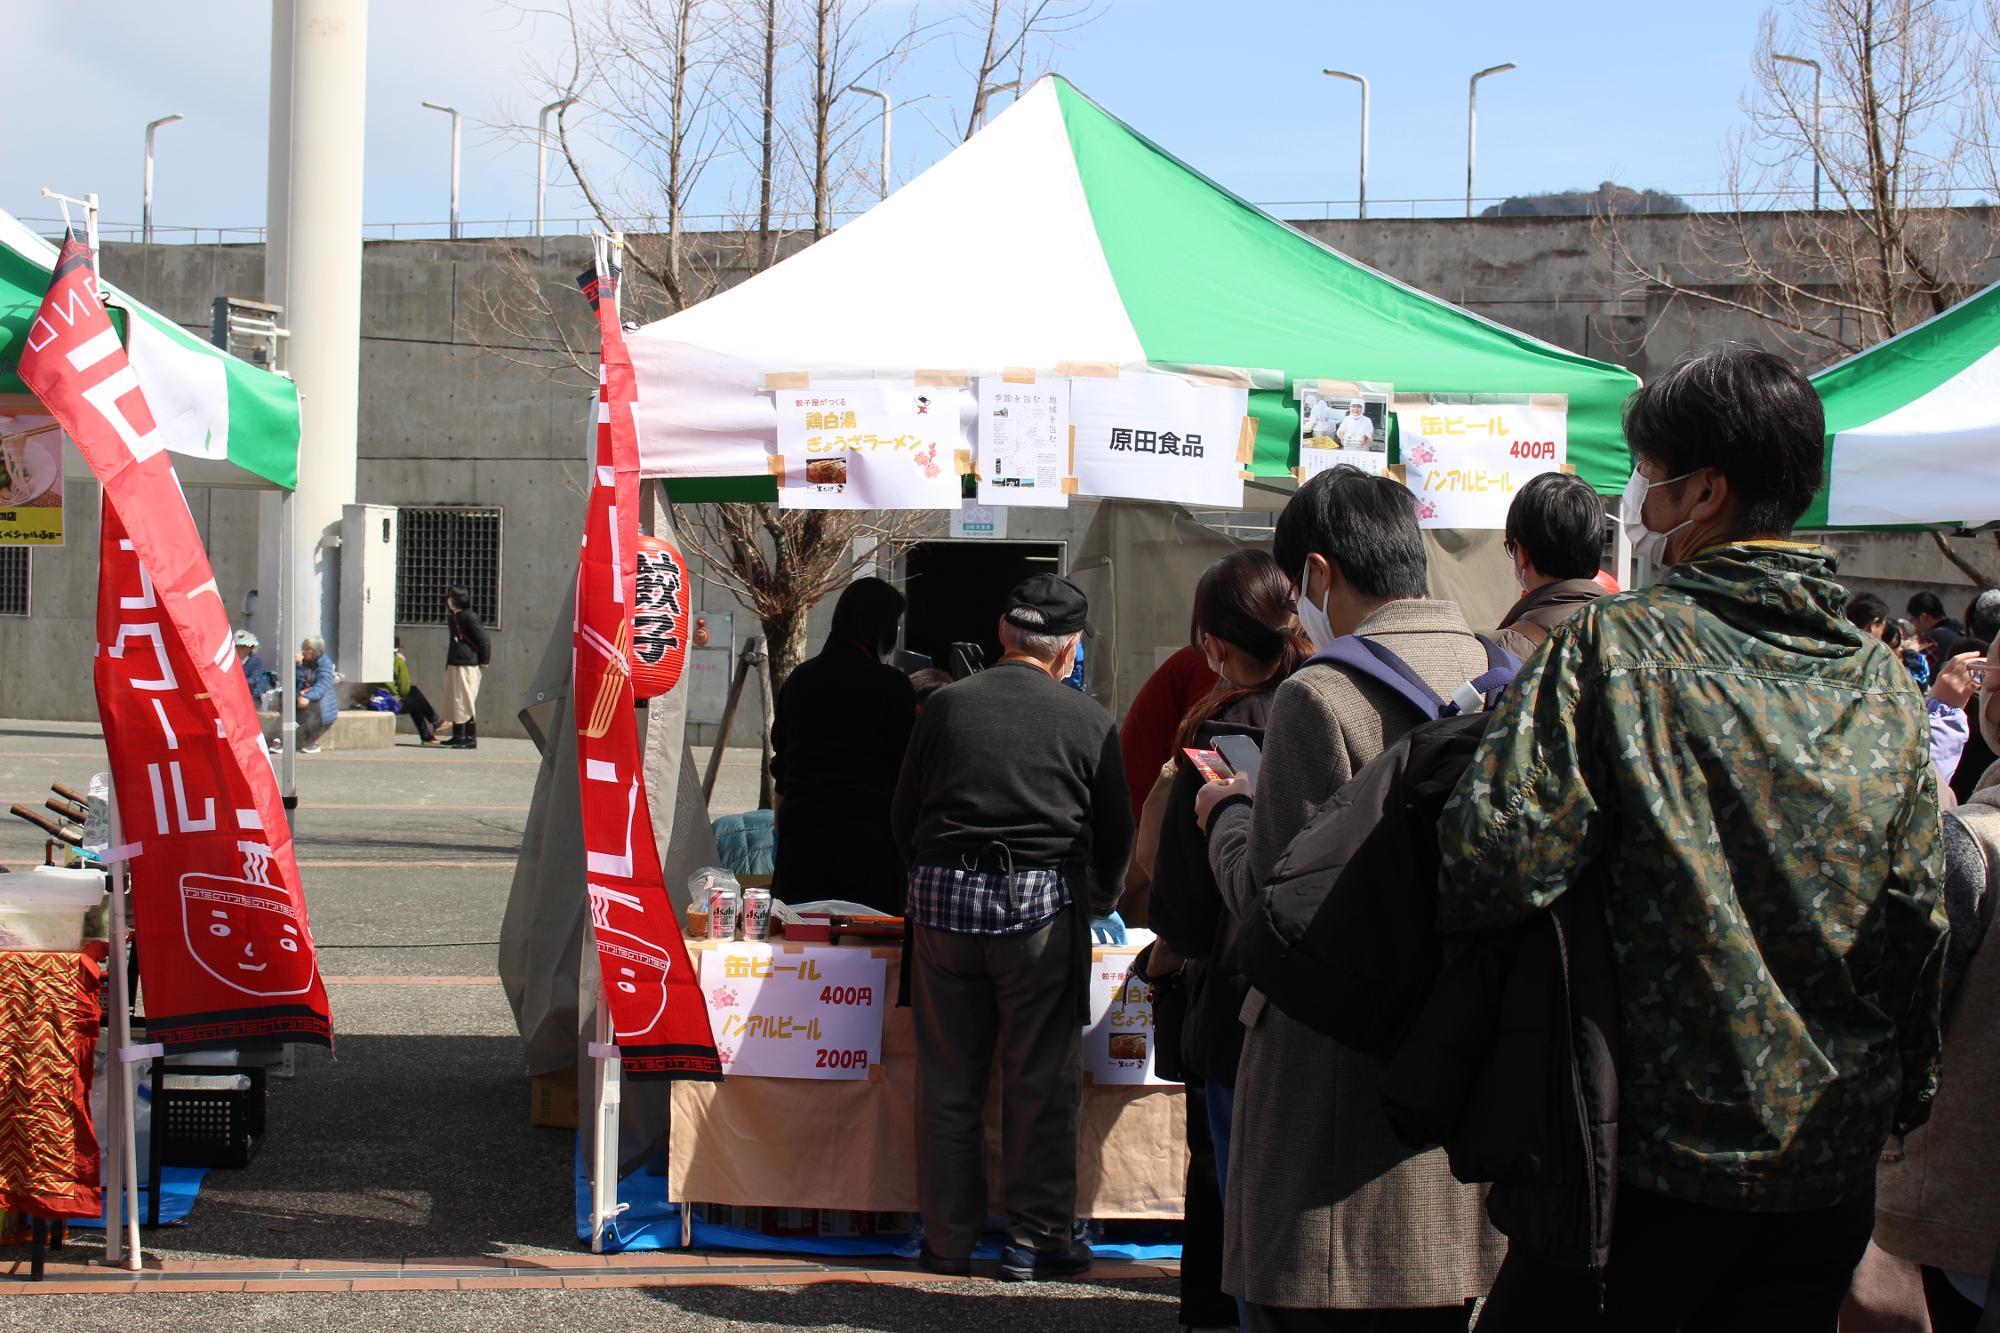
[697,944,887,1079]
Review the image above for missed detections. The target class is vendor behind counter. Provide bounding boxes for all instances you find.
[770,578,917,915]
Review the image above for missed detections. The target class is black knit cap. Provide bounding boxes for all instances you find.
[1003,573,1093,638]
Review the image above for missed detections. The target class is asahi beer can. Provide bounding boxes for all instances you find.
[704,876,740,940]
[741,886,772,942]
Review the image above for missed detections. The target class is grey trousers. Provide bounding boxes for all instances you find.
[911,910,1082,1257]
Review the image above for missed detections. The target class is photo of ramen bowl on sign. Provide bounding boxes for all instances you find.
[0,424,60,505]
[805,458,848,486]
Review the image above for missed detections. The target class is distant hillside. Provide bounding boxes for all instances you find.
[1482,182,1691,218]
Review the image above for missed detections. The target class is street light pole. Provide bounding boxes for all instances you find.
[1774,52,1823,210]
[537,97,578,238]
[421,102,461,239]
[847,84,892,200]
[143,114,184,244]
[1466,62,1516,218]
[1323,69,1369,220]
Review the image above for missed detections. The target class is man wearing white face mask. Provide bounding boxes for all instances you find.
[1439,343,1948,1327]
[1193,465,1504,1327]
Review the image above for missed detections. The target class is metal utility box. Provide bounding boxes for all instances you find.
[339,504,398,684]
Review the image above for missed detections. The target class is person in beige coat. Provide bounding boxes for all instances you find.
[1870,643,2000,1326]
[1195,466,1504,1331]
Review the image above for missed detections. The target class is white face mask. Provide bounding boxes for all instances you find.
[1619,468,1699,567]
[1296,560,1337,649]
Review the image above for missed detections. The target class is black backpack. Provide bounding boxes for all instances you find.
[1237,633,1519,1061]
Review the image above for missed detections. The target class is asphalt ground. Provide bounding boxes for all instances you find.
[0,720,1182,1328]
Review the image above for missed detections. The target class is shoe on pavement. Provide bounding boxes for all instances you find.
[299,744,321,754]
[997,1239,1092,1282]
[917,1242,971,1277]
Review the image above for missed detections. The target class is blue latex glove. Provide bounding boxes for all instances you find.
[1090,912,1128,945]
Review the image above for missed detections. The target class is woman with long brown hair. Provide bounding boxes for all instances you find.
[1136,549,1309,1331]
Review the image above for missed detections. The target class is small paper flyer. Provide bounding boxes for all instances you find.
[975,376,1069,508]
[771,379,967,511]
[1295,378,1390,482]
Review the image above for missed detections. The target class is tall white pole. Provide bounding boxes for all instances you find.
[537,98,577,238]
[142,115,183,244]
[1775,53,1823,210]
[847,84,891,200]
[422,102,462,238]
[1323,70,1367,220]
[1466,62,1516,218]
[280,0,367,658]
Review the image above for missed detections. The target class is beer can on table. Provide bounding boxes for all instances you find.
[707,885,739,939]
[741,887,772,942]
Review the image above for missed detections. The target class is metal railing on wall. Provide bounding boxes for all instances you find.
[22,185,1995,246]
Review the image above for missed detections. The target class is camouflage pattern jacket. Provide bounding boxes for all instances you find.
[1438,541,1948,1211]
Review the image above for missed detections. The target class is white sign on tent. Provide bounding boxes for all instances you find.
[1393,398,1568,529]
[975,376,1069,508]
[772,380,967,510]
[1069,374,1248,507]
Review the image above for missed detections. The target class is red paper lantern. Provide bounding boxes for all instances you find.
[631,535,691,699]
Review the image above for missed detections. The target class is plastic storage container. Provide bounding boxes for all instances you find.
[0,866,106,952]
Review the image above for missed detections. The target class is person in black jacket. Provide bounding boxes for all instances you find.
[443,585,491,749]
[770,577,917,914]
[889,573,1133,1282]
[1141,550,1310,1331]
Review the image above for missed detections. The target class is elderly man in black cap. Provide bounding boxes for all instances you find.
[890,572,1134,1282]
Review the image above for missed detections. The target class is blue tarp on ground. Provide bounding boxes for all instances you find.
[571,1138,1181,1260]
[73,1166,208,1228]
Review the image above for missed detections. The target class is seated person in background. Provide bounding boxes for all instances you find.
[235,629,275,706]
[769,577,916,914]
[390,637,443,746]
[1492,470,1609,659]
[293,637,338,754]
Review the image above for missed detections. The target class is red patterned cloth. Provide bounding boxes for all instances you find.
[0,951,102,1219]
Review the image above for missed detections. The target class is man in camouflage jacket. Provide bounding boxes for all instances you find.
[1438,344,1949,1329]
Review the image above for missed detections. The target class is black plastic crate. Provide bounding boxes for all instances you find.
[153,1064,265,1169]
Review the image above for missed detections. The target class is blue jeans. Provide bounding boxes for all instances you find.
[1206,1079,1248,1331]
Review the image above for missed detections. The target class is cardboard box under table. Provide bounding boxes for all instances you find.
[669,937,1185,1220]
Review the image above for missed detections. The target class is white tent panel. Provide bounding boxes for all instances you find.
[1828,343,2000,526]
[627,80,1145,479]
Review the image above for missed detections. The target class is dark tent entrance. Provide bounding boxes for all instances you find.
[901,540,1064,672]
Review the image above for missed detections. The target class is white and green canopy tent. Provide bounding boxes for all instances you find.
[1806,278,2000,529]
[629,76,1640,501]
[0,202,307,780]
[0,205,300,490]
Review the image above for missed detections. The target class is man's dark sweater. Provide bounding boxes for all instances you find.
[890,659,1134,914]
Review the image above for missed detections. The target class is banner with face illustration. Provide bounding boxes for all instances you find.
[20,232,331,1051]
[573,250,721,1080]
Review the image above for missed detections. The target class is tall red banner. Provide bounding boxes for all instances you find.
[23,234,331,1050]
[574,252,720,1080]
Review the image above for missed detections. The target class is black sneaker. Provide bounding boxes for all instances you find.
[917,1242,971,1277]
[997,1239,1092,1282]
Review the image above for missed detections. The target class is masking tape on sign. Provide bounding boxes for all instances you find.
[763,371,810,390]
[1002,367,1038,384]
[1235,418,1257,464]
[915,370,968,388]
[1054,361,1119,379]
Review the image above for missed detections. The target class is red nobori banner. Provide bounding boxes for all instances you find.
[21,233,330,1051]
[574,249,719,1080]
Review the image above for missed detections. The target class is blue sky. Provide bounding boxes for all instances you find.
[3,0,1772,238]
